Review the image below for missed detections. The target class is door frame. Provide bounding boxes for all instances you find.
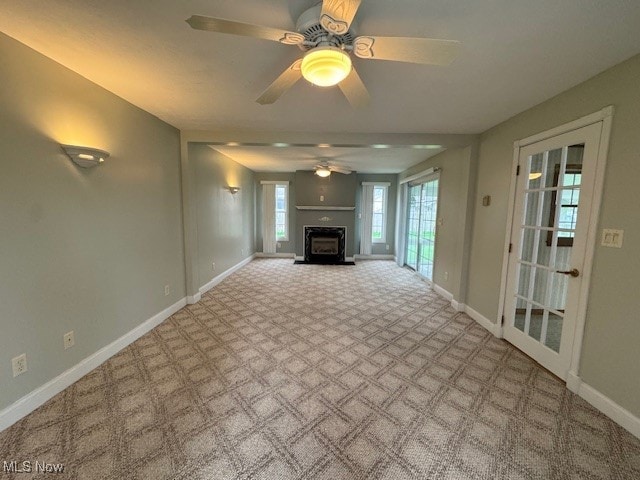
[497,106,614,384]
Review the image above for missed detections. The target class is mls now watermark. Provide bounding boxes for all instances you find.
[4,460,65,474]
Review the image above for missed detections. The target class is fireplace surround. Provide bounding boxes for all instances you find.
[304,226,346,264]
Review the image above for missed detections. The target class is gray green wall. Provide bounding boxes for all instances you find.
[295,170,357,207]
[0,33,184,411]
[254,172,296,254]
[191,145,256,286]
[355,174,398,255]
[466,53,640,416]
[398,147,475,300]
[294,171,357,257]
[254,172,399,257]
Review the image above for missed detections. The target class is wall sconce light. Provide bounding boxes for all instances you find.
[227,186,240,194]
[61,144,110,168]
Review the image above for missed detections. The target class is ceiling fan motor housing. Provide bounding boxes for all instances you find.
[295,4,356,51]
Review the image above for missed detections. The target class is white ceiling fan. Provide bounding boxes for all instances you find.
[186,0,460,107]
[314,160,352,177]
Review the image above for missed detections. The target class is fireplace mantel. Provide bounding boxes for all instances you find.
[296,205,355,211]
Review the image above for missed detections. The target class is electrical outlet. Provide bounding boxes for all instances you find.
[164,285,170,296]
[212,262,216,271]
[386,244,390,251]
[64,331,75,350]
[444,271,449,281]
[12,353,27,377]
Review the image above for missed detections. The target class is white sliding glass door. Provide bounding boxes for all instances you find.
[405,177,439,280]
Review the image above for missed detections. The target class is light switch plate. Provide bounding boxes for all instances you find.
[601,229,624,248]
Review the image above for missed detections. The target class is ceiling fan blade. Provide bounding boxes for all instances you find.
[338,66,370,108]
[186,15,305,45]
[256,59,303,105]
[353,36,460,65]
[329,165,352,174]
[320,0,362,35]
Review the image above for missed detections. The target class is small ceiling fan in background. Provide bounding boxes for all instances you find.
[314,160,352,177]
[186,0,460,107]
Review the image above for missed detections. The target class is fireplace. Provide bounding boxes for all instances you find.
[304,226,346,264]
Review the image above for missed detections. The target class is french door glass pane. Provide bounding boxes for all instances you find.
[544,312,563,353]
[527,153,544,188]
[520,228,536,264]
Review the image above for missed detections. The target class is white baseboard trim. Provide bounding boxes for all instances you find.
[451,300,466,313]
[566,371,582,393]
[0,297,187,433]
[199,255,255,296]
[187,293,201,304]
[255,252,295,258]
[432,283,453,302]
[567,375,640,440]
[354,254,396,260]
[464,304,503,338]
[432,284,466,313]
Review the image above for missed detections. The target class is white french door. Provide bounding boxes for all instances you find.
[503,122,603,379]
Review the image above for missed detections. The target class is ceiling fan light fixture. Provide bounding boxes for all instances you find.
[315,167,331,177]
[301,47,352,87]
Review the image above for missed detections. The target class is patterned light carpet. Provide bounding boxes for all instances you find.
[1,259,639,479]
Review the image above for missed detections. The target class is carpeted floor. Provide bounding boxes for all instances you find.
[1,259,638,479]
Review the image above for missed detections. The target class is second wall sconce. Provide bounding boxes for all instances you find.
[61,144,110,168]
[227,186,240,194]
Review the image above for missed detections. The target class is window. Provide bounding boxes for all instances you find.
[275,184,288,241]
[261,180,289,254]
[371,185,388,243]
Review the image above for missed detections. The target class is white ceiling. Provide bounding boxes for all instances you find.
[2,0,640,172]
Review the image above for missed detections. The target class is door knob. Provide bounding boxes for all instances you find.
[557,268,580,277]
